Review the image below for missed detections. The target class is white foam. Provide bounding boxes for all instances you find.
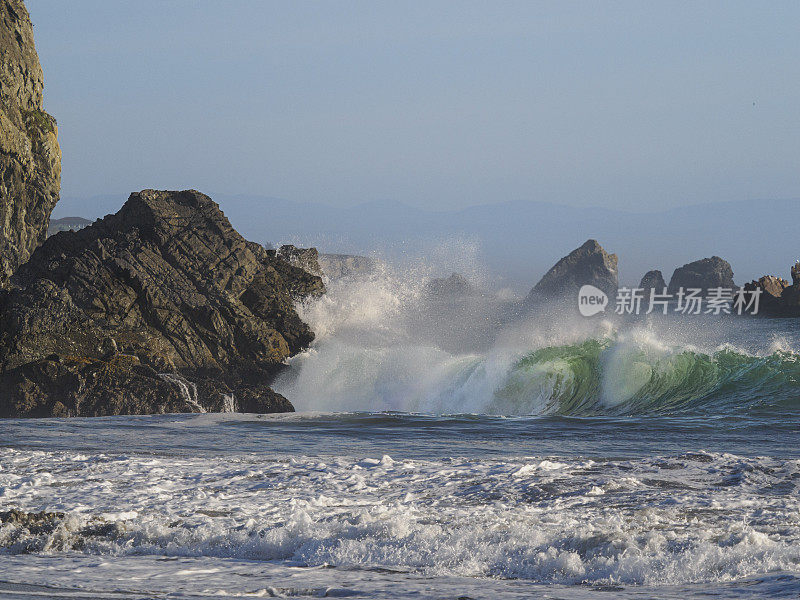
[2,447,799,590]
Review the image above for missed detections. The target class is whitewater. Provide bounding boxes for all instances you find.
[2,258,800,599]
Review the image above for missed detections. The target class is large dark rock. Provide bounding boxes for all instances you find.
[0,189,323,417]
[526,239,618,302]
[0,0,61,286]
[667,257,735,294]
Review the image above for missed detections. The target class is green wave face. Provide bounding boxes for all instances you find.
[490,338,800,416]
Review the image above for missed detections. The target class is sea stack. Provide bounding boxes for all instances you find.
[526,239,618,303]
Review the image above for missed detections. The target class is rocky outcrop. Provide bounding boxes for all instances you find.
[743,275,791,315]
[425,272,477,298]
[0,0,61,286]
[526,239,618,302]
[741,264,800,316]
[0,189,323,417]
[319,253,379,279]
[667,257,735,294]
[639,270,667,292]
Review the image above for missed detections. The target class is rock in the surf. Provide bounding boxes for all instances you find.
[0,189,323,417]
[526,239,618,303]
[667,256,735,294]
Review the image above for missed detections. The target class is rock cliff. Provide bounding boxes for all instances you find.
[0,0,61,286]
[0,190,323,417]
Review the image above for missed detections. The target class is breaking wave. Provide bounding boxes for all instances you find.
[275,258,800,416]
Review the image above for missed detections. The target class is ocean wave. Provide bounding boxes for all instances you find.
[278,330,800,416]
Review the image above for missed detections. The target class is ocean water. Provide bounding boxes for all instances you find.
[2,264,800,599]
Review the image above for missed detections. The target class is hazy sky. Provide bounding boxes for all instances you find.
[27,1,800,213]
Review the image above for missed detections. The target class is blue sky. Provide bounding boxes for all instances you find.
[27,1,800,213]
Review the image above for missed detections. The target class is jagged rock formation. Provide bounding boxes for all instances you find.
[0,0,61,286]
[741,264,800,316]
[743,275,791,315]
[527,239,618,302]
[0,190,322,417]
[667,257,735,294]
[319,253,379,279]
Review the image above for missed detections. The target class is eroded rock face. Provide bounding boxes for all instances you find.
[0,190,323,417]
[667,257,735,294]
[0,0,61,286]
[527,239,618,303]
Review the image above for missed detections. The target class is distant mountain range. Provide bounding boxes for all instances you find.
[56,194,800,291]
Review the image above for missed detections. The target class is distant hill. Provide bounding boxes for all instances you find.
[47,216,92,237]
[214,195,800,290]
[55,194,800,291]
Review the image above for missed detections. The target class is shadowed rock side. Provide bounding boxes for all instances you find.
[0,0,61,286]
[667,257,735,294]
[526,239,618,303]
[0,189,323,417]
